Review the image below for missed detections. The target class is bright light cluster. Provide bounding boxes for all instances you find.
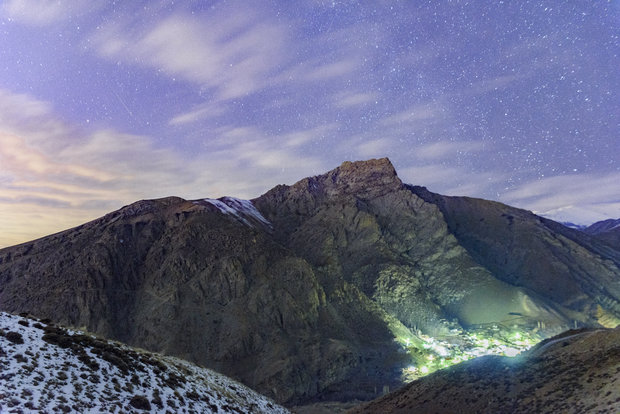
[400,326,539,381]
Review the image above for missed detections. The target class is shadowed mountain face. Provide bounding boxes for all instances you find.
[584,218,620,248]
[409,187,620,325]
[348,326,620,414]
[1,158,619,404]
[585,219,620,235]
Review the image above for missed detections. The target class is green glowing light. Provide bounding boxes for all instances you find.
[400,326,539,382]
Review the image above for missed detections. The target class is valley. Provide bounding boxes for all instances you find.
[1,158,619,410]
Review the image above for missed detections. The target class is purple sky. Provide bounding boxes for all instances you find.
[0,1,618,247]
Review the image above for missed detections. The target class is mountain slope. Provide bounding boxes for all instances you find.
[1,158,619,404]
[584,218,620,248]
[348,326,620,414]
[0,193,404,404]
[585,218,620,235]
[0,311,289,413]
[409,186,620,324]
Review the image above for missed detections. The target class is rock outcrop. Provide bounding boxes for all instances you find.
[1,158,620,404]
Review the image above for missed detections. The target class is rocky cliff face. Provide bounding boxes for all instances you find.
[1,158,619,404]
[0,187,404,404]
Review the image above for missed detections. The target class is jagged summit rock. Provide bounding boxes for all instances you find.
[295,158,401,195]
[1,159,620,405]
[317,158,402,196]
[256,158,402,219]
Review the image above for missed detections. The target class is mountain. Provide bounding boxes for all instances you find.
[585,218,620,235]
[584,218,620,247]
[1,158,619,405]
[348,326,620,414]
[0,311,289,413]
[409,186,620,325]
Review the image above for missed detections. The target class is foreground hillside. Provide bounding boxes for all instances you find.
[0,312,289,413]
[349,326,620,414]
[1,158,619,404]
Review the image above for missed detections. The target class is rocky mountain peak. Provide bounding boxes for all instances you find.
[323,157,401,195]
[259,158,403,207]
[2,159,620,406]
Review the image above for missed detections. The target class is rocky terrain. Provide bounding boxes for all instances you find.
[0,311,288,413]
[1,158,619,405]
[348,326,620,414]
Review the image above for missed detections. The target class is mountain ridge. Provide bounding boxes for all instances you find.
[1,158,619,404]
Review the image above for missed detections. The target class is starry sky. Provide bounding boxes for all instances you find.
[0,1,618,248]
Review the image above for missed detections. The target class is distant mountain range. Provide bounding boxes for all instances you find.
[584,218,620,235]
[1,158,619,405]
[583,218,620,248]
[0,311,288,413]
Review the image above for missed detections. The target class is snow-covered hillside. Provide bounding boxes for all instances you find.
[0,312,289,413]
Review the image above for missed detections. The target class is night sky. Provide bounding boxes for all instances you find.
[0,1,618,247]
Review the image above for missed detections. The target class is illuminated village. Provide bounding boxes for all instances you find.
[399,323,539,381]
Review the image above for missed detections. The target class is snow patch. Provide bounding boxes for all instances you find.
[201,197,271,228]
[0,312,288,413]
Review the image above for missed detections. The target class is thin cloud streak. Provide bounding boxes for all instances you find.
[501,173,620,224]
[1,0,99,26]
[333,92,378,108]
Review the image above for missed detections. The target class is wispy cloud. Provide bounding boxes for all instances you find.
[399,164,463,186]
[280,124,337,148]
[503,173,620,208]
[90,9,288,101]
[381,100,446,127]
[169,102,227,126]
[501,173,620,224]
[333,91,378,108]
[0,133,114,183]
[303,58,359,81]
[466,74,522,95]
[2,0,99,26]
[399,163,506,198]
